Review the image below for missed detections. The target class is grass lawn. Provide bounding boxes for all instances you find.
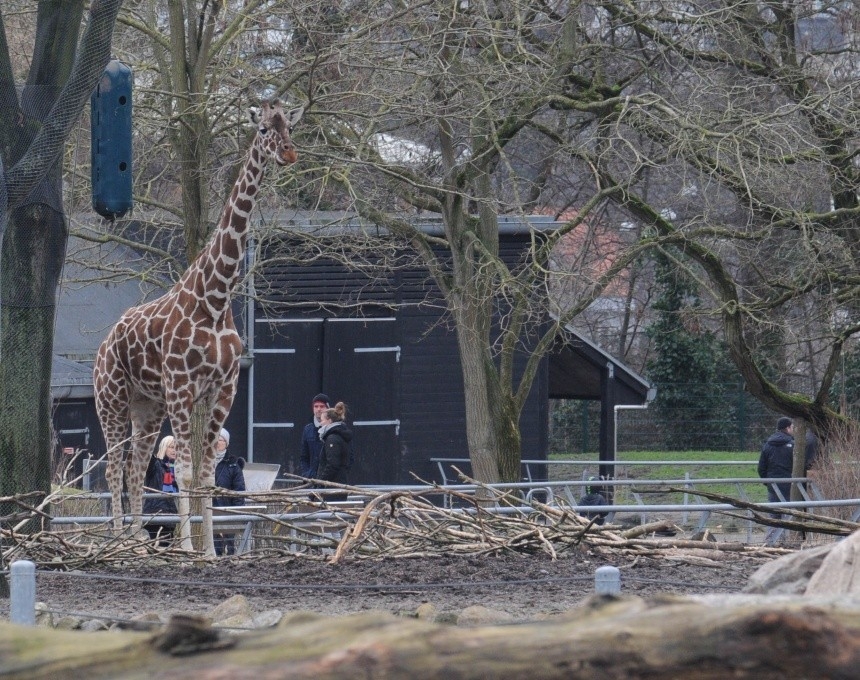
[547,450,767,504]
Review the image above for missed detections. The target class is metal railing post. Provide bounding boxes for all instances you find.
[682,472,690,525]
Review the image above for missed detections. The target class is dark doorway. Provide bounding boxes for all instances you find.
[322,318,400,485]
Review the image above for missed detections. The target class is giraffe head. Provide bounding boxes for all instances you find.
[250,99,304,165]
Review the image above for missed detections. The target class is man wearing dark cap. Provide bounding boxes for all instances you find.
[758,417,795,505]
[300,393,330,477]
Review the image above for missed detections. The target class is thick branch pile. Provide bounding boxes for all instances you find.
[0,478,806,570]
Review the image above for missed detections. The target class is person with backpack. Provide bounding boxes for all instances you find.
[316,401,353,502]
[213,428,246,555]
[758,417,795,505]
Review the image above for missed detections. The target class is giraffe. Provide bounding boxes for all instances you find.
[93,99,304,555]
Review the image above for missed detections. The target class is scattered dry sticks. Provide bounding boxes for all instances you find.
[2,477,834,570]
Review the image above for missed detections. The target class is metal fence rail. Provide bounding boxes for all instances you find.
[49,474,860,551]
[431,457,759,484]
[428,457,840,540]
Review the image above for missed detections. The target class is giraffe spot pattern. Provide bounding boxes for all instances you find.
[93,100,303,554]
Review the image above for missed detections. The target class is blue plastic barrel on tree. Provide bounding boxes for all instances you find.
[91,59,133,219]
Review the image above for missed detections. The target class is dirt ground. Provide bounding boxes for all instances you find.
[1,549,766,625]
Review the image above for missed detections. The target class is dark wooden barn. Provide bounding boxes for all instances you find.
[222,214,653,485]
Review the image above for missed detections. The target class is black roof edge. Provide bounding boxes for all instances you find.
[551,313,656,403]
[253,210,560,237]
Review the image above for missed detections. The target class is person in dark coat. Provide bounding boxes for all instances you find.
[213,428,246,556]
[758,417,795,504]
[316,401,353,502]
[299,393,329,478]
[143,435,179,546]
[578,477,608,525]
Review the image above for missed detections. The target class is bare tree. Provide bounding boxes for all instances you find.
[288,0,860,473]
[70,1,860,486]
[270,1,654,483]
[80,2,314,526]
[77,0,644,485]
[547,1,860,439]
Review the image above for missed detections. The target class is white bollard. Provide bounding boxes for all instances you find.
[10,560,36,625]
[595,565,621,595]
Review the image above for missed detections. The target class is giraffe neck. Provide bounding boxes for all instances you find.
[179,136,268,319]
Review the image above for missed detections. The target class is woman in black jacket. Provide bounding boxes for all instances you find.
[316,401,353,501]
[213,428,246,556]
[143,435,179,545]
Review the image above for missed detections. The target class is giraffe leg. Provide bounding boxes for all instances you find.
[128,401,165,536]
[201,369,241,558]
[95,381,131,534]
[167,393,197,552]
[199,417,227,558]
[171,427,195,552]
[103,433,128,533]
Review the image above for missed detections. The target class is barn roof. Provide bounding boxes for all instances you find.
[54,236,169,362]
[51,355,95,399]
[52,234,171,398]
[549,318,653,404]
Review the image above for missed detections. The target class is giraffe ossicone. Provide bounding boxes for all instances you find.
[94,99,304,556]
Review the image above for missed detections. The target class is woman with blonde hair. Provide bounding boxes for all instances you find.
[143,435,178,545]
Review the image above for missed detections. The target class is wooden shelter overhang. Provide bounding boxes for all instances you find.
[548,320,655,475]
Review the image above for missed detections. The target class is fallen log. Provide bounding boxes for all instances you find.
[590,537,751,551]
[3,595,860,679]
[618,519,680,539]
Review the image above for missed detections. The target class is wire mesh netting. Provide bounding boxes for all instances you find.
[0,1,122,519]
[550,383,781,454]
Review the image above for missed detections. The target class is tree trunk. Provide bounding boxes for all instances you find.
[791,420,807,503]
[789,419,809,542]
[0,0,120,597]
[176,116,211,260]
[455,314,501,484]
[163,0,219,261]
[3,598,860,679]
[489,381,523,483]
[0,201,66,510]
[0,201,65,598]
[451,319,523,485]
[0,0,87,523]
[188,403,210,552]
